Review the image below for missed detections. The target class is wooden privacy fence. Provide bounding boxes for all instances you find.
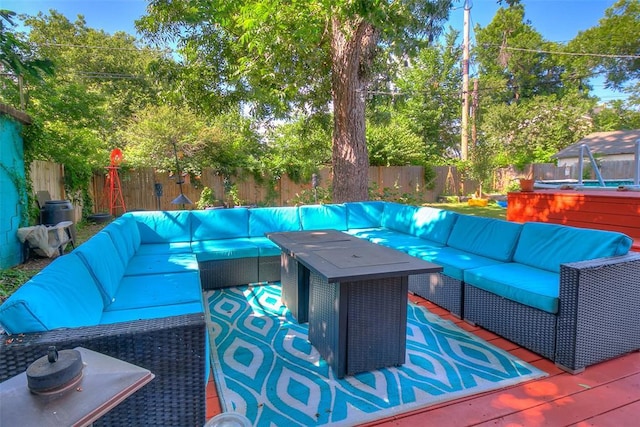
[30,160,640,218]
[91,166,439,213]
[30,160,82,223]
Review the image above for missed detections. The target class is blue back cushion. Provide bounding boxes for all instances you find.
[299,204,348,231]
[249,207,301,237]
[381,202,418,234]
[513,222,632,273]
[102,219,135,266]
[119,215,141,250]
[130,211,192,244]
[345,201,385,229]
[191,208,249,240]
[74,232,126,305]
[447,215,523,262]
[413,206,458,244]
[0,254,104,334]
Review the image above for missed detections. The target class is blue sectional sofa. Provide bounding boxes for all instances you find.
[2,201,640,425]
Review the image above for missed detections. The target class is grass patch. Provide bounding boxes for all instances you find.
[425,202,507,220]
[0,269,34,303]
[0,220,109,303]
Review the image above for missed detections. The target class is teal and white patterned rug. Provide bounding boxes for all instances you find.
[206,284,547,426]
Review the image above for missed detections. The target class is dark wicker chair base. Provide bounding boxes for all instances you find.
[0,313,207,426]
[463,284,556,360]
[464,253,640,373]
[259,255,281,282]
[409,272,463,318]
[199,258,259,289]
[557,254,640,372]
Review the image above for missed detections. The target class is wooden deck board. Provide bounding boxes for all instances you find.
[206,293,640,425]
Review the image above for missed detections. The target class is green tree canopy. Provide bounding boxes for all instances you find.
[0,9,52,86]
[120,105,264,177]
[566,0,640,100]
[392,28,463,162]
[138,0,453,202]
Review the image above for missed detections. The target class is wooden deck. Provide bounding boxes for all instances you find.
[206,293,640,426]
[507,189,640,251]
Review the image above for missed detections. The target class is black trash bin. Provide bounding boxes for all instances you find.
[42,200,77,244]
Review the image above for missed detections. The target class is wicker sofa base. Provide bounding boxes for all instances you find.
[259,255,281,282]
[409,272,463,318]
[463,284,557,361]
[0,313,207,426]
[199,258,259,289]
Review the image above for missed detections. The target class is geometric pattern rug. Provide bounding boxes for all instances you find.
[206,284,547,427]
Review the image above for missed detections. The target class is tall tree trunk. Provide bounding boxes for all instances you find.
[330,17,378,203]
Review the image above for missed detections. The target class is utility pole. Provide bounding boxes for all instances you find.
[471,78,478,147]
[460,0,471,161]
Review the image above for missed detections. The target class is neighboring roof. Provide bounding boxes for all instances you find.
[0,103,32,125]
[553,129,640,159]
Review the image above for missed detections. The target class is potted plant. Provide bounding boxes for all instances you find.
[515,165,535,192]
[519,177,535,192]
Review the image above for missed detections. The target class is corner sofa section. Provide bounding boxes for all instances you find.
[0,231,206,427]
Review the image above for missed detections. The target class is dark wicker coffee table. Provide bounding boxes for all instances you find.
[267,230,442,378]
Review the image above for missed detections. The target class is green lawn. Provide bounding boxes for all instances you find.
[0,221,108,303]
[425,202,507,220]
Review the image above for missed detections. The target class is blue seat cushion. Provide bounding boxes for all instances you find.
[407,246,503,281]
[248,236,282,257]
[346,201,385,229]
[125,253,199,276]
[412,206,458,244]
[74,232,125,305]
[100,301,204,325]
[0,254,104,334]
[464,263,560,314]
[105,271,202,311]
[447,215,522,262]
[299,204,348,231]
[136,242,193,255]
[344,227,387,239]
[368,233,444,253]
[191,238,260,262]
[249,206,301,237]
[513,222,633,273]
[192,208,250,240]
[131,210,192,244]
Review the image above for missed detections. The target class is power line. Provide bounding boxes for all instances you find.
[478,44,640,59]
[36,42,172,54]
[73,71,146,80]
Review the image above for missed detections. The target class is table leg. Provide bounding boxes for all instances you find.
[280,252,310,323]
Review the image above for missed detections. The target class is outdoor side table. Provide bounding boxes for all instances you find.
[0,347,154,426]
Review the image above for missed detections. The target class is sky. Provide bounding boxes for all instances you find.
[3,0,627,101]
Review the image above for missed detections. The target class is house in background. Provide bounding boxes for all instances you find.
[553,129,640,167]
[551,129,640,181]
[0,104,32,269]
